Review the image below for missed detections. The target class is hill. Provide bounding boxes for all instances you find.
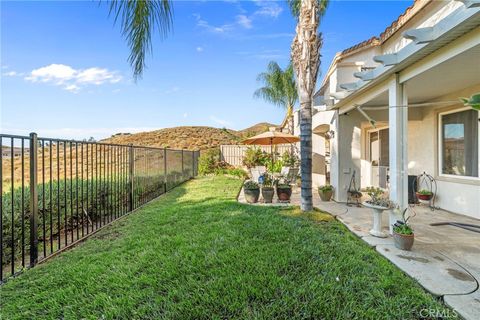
[102,123,278,151]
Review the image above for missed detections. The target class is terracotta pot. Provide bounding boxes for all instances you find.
[276,186,292,201]
[318,189,333,201]
[244,188,260,204]
[393,232,414,251]
[416,192,433,201]
[262,187,274,203]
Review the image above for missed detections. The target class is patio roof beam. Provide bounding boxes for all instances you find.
[331,5,480,113]
[403,27,435,44]
[373,53,399,66]
[459,0,480,8]
[353,70,375,81]
[339,82,360,92]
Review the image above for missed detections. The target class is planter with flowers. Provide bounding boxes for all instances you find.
[362,187,393,238]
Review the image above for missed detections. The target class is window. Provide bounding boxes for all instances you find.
[439,108,479,178]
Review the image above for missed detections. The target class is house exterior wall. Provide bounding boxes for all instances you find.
[406,85,480,218]
[341,84,480,219]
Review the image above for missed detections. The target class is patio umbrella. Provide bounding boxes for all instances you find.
[243,131,300,169]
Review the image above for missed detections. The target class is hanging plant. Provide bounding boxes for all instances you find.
[460,93,480,111]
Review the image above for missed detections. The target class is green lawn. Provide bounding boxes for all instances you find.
[1,176,447,319]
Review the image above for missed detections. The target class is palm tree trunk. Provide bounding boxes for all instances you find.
[299,99,313,211]
[291,0,321,212]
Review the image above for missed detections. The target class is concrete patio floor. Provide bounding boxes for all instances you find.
[238,186,480,320]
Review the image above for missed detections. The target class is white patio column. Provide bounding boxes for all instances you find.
[388,74,408,213]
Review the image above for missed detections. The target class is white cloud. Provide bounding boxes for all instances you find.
[64,84,80,93]
[194,12,253,35]
[196,46,204,52]
[210,115,232,127]
[2,71,18,77]
[26,64,76,83]
[183,113,188,118]
[253,0,283,18]
[76,68,121,85]
[236,15,252,29]
[24,64,122,92]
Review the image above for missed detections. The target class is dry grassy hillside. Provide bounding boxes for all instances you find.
[103,123,277,150]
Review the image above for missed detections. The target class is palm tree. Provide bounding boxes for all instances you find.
[254,62,298,134]
[108,0,173,79]
[289,0,329,211]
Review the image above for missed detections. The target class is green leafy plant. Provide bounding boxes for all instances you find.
[393,208,414,235]
[242,147,270,168]
[244,180,260,190]
[198,148,221,175]
[266,159,283,173]
[262,173,274,188]
[199,148,241,177]
[365,186,393,208]
[275,175,292,188]
[417,189,433,196]
[318,185,333,192]
[281,151,299,168]
[461,93,480,111]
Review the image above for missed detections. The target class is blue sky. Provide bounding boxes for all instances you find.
[1,0,411,140]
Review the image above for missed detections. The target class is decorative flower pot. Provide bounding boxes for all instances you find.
[244,188,260,204]
[318,190,333,202]
[262,187,274,203]
[416,192,433,201]
[393,232,414,251]
[276,186,292,201]
[362,202,389,238]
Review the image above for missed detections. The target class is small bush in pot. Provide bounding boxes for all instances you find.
[318,185,333,201]
[393,208,414,251]
[416,189,433,201]
[275,176,292,202]
[243,180,260,204]
[261,173,275,203]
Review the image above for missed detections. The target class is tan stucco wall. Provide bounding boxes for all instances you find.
[354,85,480,218]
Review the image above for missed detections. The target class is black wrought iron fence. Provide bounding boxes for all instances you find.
[0,133,199,282]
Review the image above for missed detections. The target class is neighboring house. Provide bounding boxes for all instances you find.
[311,0,480,219]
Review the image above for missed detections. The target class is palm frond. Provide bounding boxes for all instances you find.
[254,61,298,110]
[109,0,173,80]
[288,0,329,19]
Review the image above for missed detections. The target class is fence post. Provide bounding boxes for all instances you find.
[181,150,184,179]
[163,148,167,192]
[128,144,134,212]
[29,132,39,267]
[192,151,195,178]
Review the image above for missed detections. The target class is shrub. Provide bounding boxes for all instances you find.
[281,151,299,167]
[244,180,259,190]
[199,148,247,178]
[242,147,270,168]
[318,185,333,192]
[198,149,221,175]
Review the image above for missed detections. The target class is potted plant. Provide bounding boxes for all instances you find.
[318,185,333,201]
[393,208,414,251]
[275,176,292,202]
[362,187,393,238]
[243,180,260,204]
[261,173,275,203]
[416,189,433,201]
